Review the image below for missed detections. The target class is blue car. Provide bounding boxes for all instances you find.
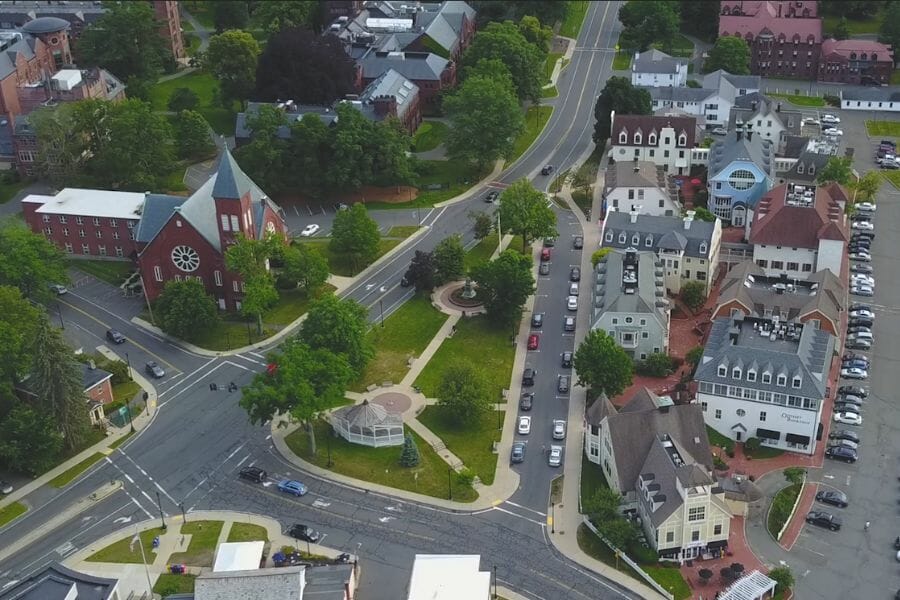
[277,479,308,496]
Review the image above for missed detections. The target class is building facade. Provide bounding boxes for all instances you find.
[357,49,454,107]
[609,114,698,174]
[603,160,679,216]
[728,92,801,154]
[631,49,688,88]
[600,210,722,295]
[592,249,670,360]
[707,129,776,226]
[818,38,893,85]
[695,315,835,455]
[644,71,760,128]
[840,88,900,113]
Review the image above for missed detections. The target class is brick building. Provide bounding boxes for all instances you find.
[151,0,185,61]
[818,38,894,85]
[357,50,455,108]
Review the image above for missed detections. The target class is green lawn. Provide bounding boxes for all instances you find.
[68,260,135,286]
[226,522,269,543]
[572,187,593,217]
[767,483,801,538]
[544,52,563,83]
[418,406,500,485]
[0,178,29,204]
[412,121,449,153]
[285,420,477,501]
[0,502,27,527]
[168,520,224,567]
[560,0,589,38]
[866,120,900,137]
[882,171,900,190]
[580,456,610,512]
[613,51,632,71]
[148,71,235,135]
[644,565,691,600]
[184,33,203,56]
[540,85,559,99]
[154,574,197,596]
[386,226,420,238]
[892,70,900,85]
[745,445,785,459]
[576,524,641,579]
[48,452,106,488]
[87,527,167,563]
[297,239,402,277]
[111,380,141,406]
[365,159,488,209]
[652,33,694,58]
[706,425,735,454]
[414,315,516,401]
[182,1,215,30]
[351,295,449,391]
[506,106,553,166]
[769,93,825,107]
[158,162,189,194]
[464,233,500,272]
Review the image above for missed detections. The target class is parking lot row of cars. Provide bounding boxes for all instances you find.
[876,139,898,170]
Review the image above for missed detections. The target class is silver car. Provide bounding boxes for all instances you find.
[552,419,566,440]
[548,445,563,467]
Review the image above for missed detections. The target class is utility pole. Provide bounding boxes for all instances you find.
[156,491,167,531]
[56,302,64,329]
[447,467,453,500]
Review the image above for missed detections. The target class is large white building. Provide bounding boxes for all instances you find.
[631,49,688,88]
[695,315,835,455]
[608,114,698,174]
[643,70,761,127]
[603,160,679,216]
[406,555,491,600]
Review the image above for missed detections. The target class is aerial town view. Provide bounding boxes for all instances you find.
[0,0,899,599]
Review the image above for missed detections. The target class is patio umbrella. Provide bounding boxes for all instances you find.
[691,178,702,185]
[720,566,733,581]
[698,568,713,582]
[730,563,745,576]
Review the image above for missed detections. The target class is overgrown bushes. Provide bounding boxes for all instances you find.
[767,483,801,538]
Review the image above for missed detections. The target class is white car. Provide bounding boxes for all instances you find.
[833,412,862,426]
[850,309,875,319]
[851,220,874,231]
[517,415,532,435]
[850,274,874,285]
[855,202,876,212]
[712,127,728,135]
[552,419,566,440]
[300,224,320,237]
[849,251,872,262]
[802,117,820,126]
[824,129,844,137]
[548,444,563,467]
[850,285,874,297]
[566,295,578,311]
[49,284,68,295]
[841,367,868,379]
[821,114,840,124]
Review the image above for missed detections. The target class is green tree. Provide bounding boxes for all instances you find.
[225,234,283,332]
[879,2,900,53]
[280,244,329,292]
[155,279,219,341]
[768,566,795,593]
[470,211,494,241]
[76,2,167,97]
[0,219,67,302]
[213,1,249,31]
[679,0,720,42]
[850,171,882,203]
[641,352,674,377]
[463,58,516,92]
[574,329,634,398]
[240,338,353,454]
[832,16,851,40]
[498,179,558,252]
[234,105,289,193]
[591,247,612,267]
[252,1,317,34]
[685,345,704,367]
[0,286,40,393]
[462,20,545,101]
[444,74,524,168]
[299,294,373,374]
[405,250,437,292]
[593,77,652,144]
[173,110,215,160]
[30,319,91,451]
[517,15,553,52]
[471,250,535,330]
[597,518,637,550]
[433,235,465,285]
[583,487,623,521]
[329,203,380,271]
[0,404,64,475]
[680,280,707,312]
[784,467,806,486]
[398,433,421,467]
[203,30,261,106]
[28,103,92,185]
[167,87,200,112]
[437,361,491,425]
[618,1,680,52]
[693,207,717,222]
[285,113,332,197]
[817,156,853,185]
[704,36,751,75]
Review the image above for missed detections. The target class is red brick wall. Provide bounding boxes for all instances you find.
[86,377,114,405]
[26,209,141,259]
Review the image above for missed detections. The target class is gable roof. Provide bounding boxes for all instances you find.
[749,182,848,248]
[355,68,419,120]
[358,49,449,81]
[701,70,762,106]
[604,161,666,191]
[730,92,802,135]
[0,562,118,600]
[0,33,37,80]
[645,86,715,104]
[633,49,687,75]
[784,150,831,183]
[611,114,697,148]
[82,363,112,392]
[602,212,715,258]
[719,8,822,42]
[821,38,893,62]
[841,87,900,103]
[636,438,716,527]
[593,250,668,328]
[707,134,774,181]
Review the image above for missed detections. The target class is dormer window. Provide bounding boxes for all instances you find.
[808,164,815,175]
[796,163,804,174]
[718,365,727,377]
[732,367,742,379]
[747,369,757,382]
[619,130,628,144]
[648,133,657,145]
[605,231,613,242]
[792,375,801,389]
[776,374,787,387]
[699,242,708,255]
[632,234,640,245]
[619,232,627,244]
[634,132,642,145]
[677,134,687,147]
[762,371,772,384]
[645,235,653,247]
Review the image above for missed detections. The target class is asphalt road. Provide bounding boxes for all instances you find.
[0,3,634,599]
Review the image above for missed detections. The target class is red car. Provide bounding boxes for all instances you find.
[540,248,551,262]
[527,334,540,350]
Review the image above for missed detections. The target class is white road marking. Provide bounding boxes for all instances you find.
[235,454,251,468]
[235,354,265,366]
[378,516,395,523]
[312,499,331,508]
[503,501,547,517]
[492,506,546,527]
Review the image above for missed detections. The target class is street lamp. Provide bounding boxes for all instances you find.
[447,467,453,500]
[125,352,132,381]
[56,302,64,329]
[379,298,385,328]
[155,491,167,531]
[326,433,333,468]
[551,502,556,534]
[126,402,135,433]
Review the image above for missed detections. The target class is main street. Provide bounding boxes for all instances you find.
[0,2,633,599]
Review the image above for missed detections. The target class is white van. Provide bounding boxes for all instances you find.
[569,282,579,296]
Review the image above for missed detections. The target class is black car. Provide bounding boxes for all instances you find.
[541,164,554,176]
[570,267,581,282]
[561,351,573,368]
[239,466,267,483]
[106,329,126,344]
[400,274,411,287]
[519,392,534,411]
[806,510,842,531]
[829,429,860,443]
[543,237,556,247]
[841,357,869,368]
[851,231,875,240]
[485,190,499,203]
[510,441,526,464]
[848,243,871,252]
[531,313,544,328]
[574,236,583,249]
[834,402,862,414]
[145,361,165,378]
[815,490,849,508]
[849,303,872,312]
[563,316,575,332]
[522,368,536,386]
[837,394,865,405]
[837,385,867,398]
[825,446,858,463]
[848,317,873,328]
[288,524,320,542]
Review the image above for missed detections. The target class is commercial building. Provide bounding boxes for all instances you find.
[608,114,698,174]
[839,88,900,113]
[603,160,679,216]
[707,127,776,226]
[406,554,491,600]
[0,562,119,600]
[643,70,760,128]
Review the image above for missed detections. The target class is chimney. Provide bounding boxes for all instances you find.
[776,102,782,112]
[747,129,753,141]
[751,100,758,111]
[684,210,695,229]
[736,126,743,141]
[629,209,639,223]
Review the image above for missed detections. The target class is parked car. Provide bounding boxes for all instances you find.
[566,295,578,310]
[849,303,872,312]
[802,117,820,126]
[106,329,126,344]
[400,274,411,287]
[834,402,862,414]
[846,326,872,336]
[849,251,871,262]
[517,415,532,435]
[277,480,308,496]
[569,282,579,296]
[816,490,849,508]
[848,317,873,328]
[848,243,871,253]
[825,446,858,463]
[557,375,569,393]
[543,237,556,247]
[510,441,526,463]
[821,114,840,124]
[527,334,540,350]
[850,266,873,276]
[850,285,874,297]
[712,126,728,135]
[0,481,12,495]
[838,385,867,398]
[522,368,536,386]
[806,511,842,531]
[145,361,165,378]
[49,283,68,295]
[531,313,544,328]
[881,140,897,148]
[829,429,860,443]
[840,361,868,372]
[880,160,900,170]
[574,236,584,249]
[561,351,573,368]
[570,267,581,281]
[824,128,844,137]
[850,274,874,285]
[540,248,551,262]
[553,419,567,440]
[851,230,875,240]
[548,444,563,467]
[539,262,550,275]
[845,337,872,350]
[837,394,865,406]
[288,524,320,542]
[849,308,874,319]
[829,438,859,451]
[239,466,267,483]
[519,392,534,411]
[300,224,320,237]
[541,164,554,176]
[852,220,874,231]
[563,316,575,332]
[841,367,868,379]
[834,412,862,425]
[855,202,876,212]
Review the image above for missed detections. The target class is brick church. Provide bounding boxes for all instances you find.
[22,150,288,311]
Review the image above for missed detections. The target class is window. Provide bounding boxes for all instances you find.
[792,376,801,388]
[115,246,124,257]
[605,231,613,242]
[113,231,120,240]
[714,409,722,419]
[756,259,768,268]
[633,132,642,144]
[664,150,670,158]
[645,236,653,247]
[699,242,707,254]
[649,149,655,157]
[214,270,223,286]
[618,233,627,244]
[93,218,100,226]
[109,218,117,227]
[732,367,742,379]
[747,370,757,382]
[233,280,240,292]
[714,524,723,536]
[95,230,102,239]
[44,227,52,235]
[640,318,646,326]
[81,244,90,255]
[62,227,69,237]
[688,507,705,522]
[649,133,657,145]
[659,199,664,208]
[762,371,772,384]
[612,318,619,324]
[154,266,163,282]
[75,216,83,225]
[78,229,85,238]
[619,131,628,144]
[628,189,635,200]
[777,374,787,386]
[625,316,634,324]
[230,215,240,231]
[642,331,649,339]
[760,411,767,422]
[666,531,674,543]
[691,530,701,542]
[638,189,644,200]
[701,401,708,412]
[771,260,784,269]
[787,262,799,271]
[808,164,815,175]
[736,408,746,416]
[679,150,685,158]
[64,242,73,253]
[696,271,707,281]
[58,215,67,224]
[677,134,686,147]
[728,169,756,190]
[802,263,812,272]
[640,352,647,360]
[718,365,727,377]
[98,245,107,256]
[221,214,230,231]
[632,234,640,245]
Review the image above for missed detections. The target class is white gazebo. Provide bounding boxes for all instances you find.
[719,570,777,600]
[330,400,404,447]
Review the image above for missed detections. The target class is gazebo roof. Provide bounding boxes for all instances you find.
[334,400,402,428]
[719,570,777,600]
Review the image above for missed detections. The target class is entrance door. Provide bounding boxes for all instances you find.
[735,431,742,442]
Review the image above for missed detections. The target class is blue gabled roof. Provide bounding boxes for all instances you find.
[211,149,251,200]
[134,193,187,243]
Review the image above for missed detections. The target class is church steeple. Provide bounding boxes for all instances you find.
[211,147,251,201]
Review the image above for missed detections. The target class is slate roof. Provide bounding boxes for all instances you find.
[637,438,716,527]
[707,134,774,182]
[0,34,36,80]
[730,92,802,136]
[695,316,835,399]
[0,562,118,600]
[611,114,697,148]
[633,49,687,75]
[749,182,848,247]
[602,212,715,259]
[358,49,449,81]
[821,38,893,62]
[194,566,303,600]
[716,260,845,329]
[701,70,762,103]
[355,68,419,121]
[645,86,715,104]
[783,150,831,183]
[841,88,900,103]
[333,400,402,429]
[781,135,812,160]
[82,363,112,392]
[303,564,354,600]
[604,161,667,191]
[593,250,668,329]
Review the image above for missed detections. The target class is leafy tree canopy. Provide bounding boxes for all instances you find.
[433,235,465,285]
[156,279,219,341]
[213,0,249,31]
[329,203,381,271]
[299,294,373,374]
[471,250,535,329]
[497,178,557,252]
[618,1,680,52]
[574,329,634,398]
[437,361,491,425]
[817,156,853,185]
[462,20,545,102]
[593,77,651,144]
[704,36,751,75]
[203,30,261,105]
[0,219,67,302]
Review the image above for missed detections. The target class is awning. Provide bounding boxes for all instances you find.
[786,433,810,445]
[707,540,729,549]
[756,428,780,440]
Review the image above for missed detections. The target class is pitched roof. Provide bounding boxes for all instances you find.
[749,182,848,248]
[333,399,402,429]
[707,134,775,181]
[602,212,715,258]
[355,68,419,120]
[841,87,900,103]
[358,49,449,81]
[645,86,715,103]
[701,70,762,104]
[730,92,802,136]
[0,562,118,600]
[593,250,668,328]
[195,566,304,600]
[611,114,697,148]
[719,6,822,42]
[0,33,36,79]
[821,38,893,62]
[783,150,831,183]
[604,161,666,191]
[82,363,112,392]
[782,135,812,160]
[212,149,252,200]
[632,49,687,75]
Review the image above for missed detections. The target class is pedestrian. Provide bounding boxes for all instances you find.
[865,521,870,530]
